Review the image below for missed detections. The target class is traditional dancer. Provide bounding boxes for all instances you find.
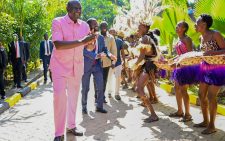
[128,36,141,93]
[146,31,159,104]
[194,14,225,134]
[169,21,194,122]
[125,35,137,85]
[134,23,159,122]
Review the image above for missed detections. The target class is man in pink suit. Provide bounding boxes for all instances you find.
[50,1,96,141]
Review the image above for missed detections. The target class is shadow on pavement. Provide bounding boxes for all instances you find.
[0,83,52,127]
[23,82,53,100]
[76,97,133,141]
[141,102,225,141]
[0,109,46,127]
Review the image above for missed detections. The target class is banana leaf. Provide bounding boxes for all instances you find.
[195,0,225,36]
[151,0,200,56]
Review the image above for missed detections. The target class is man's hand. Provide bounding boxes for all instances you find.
[96,52,107,59]
[82,34,96,45]
[110,55,117,61]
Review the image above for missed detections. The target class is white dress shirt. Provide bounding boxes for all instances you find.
[14,41,20,58]
[45,40,51,56]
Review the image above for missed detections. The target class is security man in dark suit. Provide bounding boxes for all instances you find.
[0,39,8,99]
[20,36,30,82]
[40,33,53,84]
[8,34,25,88]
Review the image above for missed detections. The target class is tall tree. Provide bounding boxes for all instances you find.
[81,0,117,26]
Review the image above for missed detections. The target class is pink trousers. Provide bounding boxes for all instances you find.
[52,72,82,137]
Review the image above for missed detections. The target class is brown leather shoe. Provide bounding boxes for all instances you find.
[67,127,83,136]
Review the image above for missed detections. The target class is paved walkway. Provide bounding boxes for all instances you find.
[3,68,42,98]
[0,77,225,141]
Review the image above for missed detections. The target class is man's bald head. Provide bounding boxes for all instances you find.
[67,0,80,10]
[66,0,82,22]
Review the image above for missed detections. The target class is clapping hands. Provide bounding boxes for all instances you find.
[97,52,107,59]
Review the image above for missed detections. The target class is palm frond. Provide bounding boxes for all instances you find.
[194,0,225,35]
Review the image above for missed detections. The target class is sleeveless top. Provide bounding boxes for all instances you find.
[200,33,221,51]
[175,40,188,55]
[200,40,220,51]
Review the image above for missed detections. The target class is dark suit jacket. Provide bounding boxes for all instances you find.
[8,41,25,64]
[0,47,8,70]
[39,40,53,60]
[23,42,30,62]
[83,35,111,73]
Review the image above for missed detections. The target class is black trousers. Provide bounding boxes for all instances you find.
[12,59,23,87]
[0,70,5,97]
[94,66,110,99]
[22,63,27,81]
[103,67,110,94]
[43,55,51,81]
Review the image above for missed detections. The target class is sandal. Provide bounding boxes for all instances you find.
[144,116,159,123]
[138,102,146,107]
[169,112,184,117]
[201,128,217,135]
[180,115,192,122]
[151,99,159,104]
[193,122,208,128]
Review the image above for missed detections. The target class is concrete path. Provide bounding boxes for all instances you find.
[0,78,225,141]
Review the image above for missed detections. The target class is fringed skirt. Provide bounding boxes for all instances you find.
[200,61,225,86]
[172,65,201,85]
[143,60,157,74]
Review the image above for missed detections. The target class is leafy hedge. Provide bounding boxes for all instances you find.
[0,12,17,45]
